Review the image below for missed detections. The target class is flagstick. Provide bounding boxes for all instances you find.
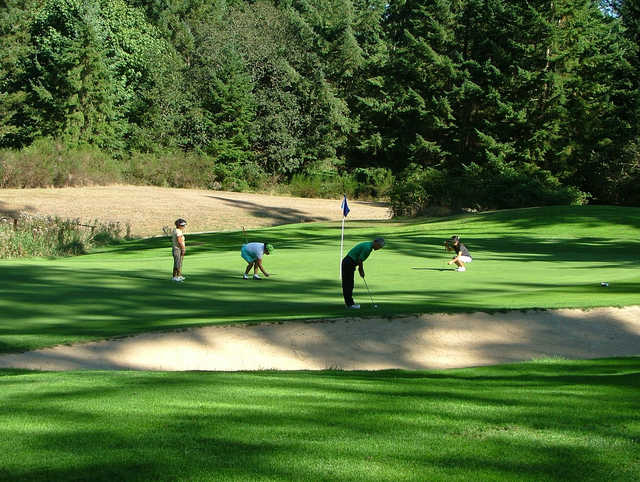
[339,216,345,279]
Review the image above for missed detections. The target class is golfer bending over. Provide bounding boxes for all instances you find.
[172,218,187,282]
[342,237,384,309]
[241,242,274,279]
[445,235,472,272]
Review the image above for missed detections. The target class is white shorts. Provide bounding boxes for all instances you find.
[459,256,472,263]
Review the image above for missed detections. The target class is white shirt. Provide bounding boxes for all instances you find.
[172,228,184,248]
[244,242,265,260]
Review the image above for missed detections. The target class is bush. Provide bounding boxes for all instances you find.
[352,167,394,199]
[599,141,640,206]
[389,165,452,216]
[211,162,268,191]
[390,162,588,217]
[0,139,123,188]
[288,171,359,199]
[0,214,132,259]
[0,142,391,200]
[124,151,218,188]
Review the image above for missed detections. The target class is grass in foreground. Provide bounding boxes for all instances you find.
[0,358,638,481]
[1,205,639,353]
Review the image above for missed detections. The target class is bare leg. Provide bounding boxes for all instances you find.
[245,262,254,275]
[448,256,464,269]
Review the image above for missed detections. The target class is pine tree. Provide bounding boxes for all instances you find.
[375,0,462,171]
[0,0,38,148]
[21,0,125,149]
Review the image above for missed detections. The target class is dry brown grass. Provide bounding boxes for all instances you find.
[0,185,391,237]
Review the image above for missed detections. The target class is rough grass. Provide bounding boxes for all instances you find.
[0,213,130,258]
[0,205,639,354]
[0,357,638,481]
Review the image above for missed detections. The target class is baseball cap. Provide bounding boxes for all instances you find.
[175,218,187,227]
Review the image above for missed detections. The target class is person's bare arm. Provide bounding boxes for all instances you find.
[358,261,365,278]
[178,235,185,255]
[256,258,269,276]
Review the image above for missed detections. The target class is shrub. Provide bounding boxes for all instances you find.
[0,139,123,188]
[124,151,218,188]
[390,165,452,216]
[390,162,588,217]
[211,162,268,191]
[288,171,359,199]
[599,141,640,206]
[0,214,131,259]
[352,167,394,199]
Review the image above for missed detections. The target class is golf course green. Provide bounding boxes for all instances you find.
[1,205,639,353]
[1,205,639,480]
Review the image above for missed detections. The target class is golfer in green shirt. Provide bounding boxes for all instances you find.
[341,237,385,308]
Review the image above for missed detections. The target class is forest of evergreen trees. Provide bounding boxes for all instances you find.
[1,0,639,212]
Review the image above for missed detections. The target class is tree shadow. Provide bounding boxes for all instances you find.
[209,195,332,224]
[0,359,638,480]
[0,260,639,373]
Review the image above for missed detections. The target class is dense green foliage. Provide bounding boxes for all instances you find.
[1,205,638,353]
[1,0,639,206]
[1,358,639,480]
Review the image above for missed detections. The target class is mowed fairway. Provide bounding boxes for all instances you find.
[1,204,639,481]
[1,205,639,354]
[1,358,639,481]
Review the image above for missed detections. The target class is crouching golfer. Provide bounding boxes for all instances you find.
[172,218,187,282]
[241,242,274,279]
[342,237,384,309]
[445,235,472,272]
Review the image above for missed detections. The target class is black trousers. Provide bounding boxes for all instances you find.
[341,256,357,307]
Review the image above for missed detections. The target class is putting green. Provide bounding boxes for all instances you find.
[1,205,639,353]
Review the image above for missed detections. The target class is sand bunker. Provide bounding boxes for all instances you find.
[1,306,638,371]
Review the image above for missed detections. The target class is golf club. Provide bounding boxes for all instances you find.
[362,277,378,308]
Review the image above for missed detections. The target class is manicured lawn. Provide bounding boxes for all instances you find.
[1,205,639,353]
[0,358,638,481]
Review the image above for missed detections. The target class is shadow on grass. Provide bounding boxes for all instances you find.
[0,358,638,480]
[390,232,640,264]
[1,257,639,374]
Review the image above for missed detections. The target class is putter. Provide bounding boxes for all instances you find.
[362,277,378,308]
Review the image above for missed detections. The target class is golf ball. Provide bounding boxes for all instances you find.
[601,282,609,287]
[374,304,379,308]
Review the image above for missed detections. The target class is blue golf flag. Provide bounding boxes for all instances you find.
[341,195,350,217]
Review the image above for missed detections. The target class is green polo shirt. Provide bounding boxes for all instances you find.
[347,241,374,264]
